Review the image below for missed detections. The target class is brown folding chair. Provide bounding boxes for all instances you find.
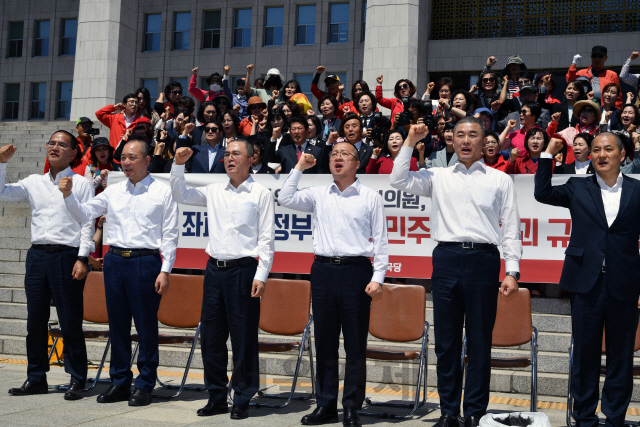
[48,271,111,392]
[566,319,640,427]
[131,274,205,398]
[462,288,538,412]
[238,278,315,409]
[358,283,429,419]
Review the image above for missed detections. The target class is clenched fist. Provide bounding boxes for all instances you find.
[546,138,564,156]
[316,65,325,74]
[296,153,317,171]
[59,177,73,198]
[174,147,193,165]
[192,67,199,75]
[551,112,561,123]
[0,144,17,163]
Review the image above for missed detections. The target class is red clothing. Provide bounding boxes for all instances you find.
[95,105,141,149]
[375,85,405,124]
[505,155,554,175]
[483,155,509,172]
[238,117,255,136]
[188,74,224,103]
[507,127,538,158]
[366,155,418,174]
[542,93,561,104]
[566,64,622,109]
[43,137,88,175]
[311,82,349,119]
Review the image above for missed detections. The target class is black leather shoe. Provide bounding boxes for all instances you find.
[128,388,152,406]
[96,385,131,403]
[464,416,481,427]
[8,379,48,396]
[301,406,339,425]
[343,407,362,427]
[230,405,249,420]
[434,415,462,427]
[63,383,83,400]
[197,400,228,416]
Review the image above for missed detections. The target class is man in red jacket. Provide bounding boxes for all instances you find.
[567,46,622,109]
[95,93,141,149]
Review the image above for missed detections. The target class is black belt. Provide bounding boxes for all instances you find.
[315,256,370,265]
[438,242,498,251]
[209,256,255,268]
[109,247,160,258]
[32,244,77,253]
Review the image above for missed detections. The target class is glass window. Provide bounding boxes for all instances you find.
[264,7,283,47]
[57,82,72,119]
[233,9,252,48]
[174,12,191,50]
[329,4,349,44]
[144,14,161,52]
[30,83,46,119]
[203,10,221,49]
[361,2,367,42]
[294,74,314,102]
[142,79,158,100]
[4,84,20,120]
[34,21,50,57]
[61,19,77,55]
[296,5,316,45]
[8,22,23,58]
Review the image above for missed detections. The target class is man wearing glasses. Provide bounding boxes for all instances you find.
[96,93,142,149]
[278,143,388,427]
[0,132,94,400]
[176,119,226,173]
[568,45,622,109]
[170,139,275,420]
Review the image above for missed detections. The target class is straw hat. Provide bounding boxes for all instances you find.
[572,100,601,123]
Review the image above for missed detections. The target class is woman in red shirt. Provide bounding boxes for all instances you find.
[506,128,554,174]
[483,132,509,172]
[366,130,419,174]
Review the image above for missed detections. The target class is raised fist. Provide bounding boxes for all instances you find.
[631,51,639,61]
[192,67,199,75]
[547,138,564,156]
[551,112,561,123]
[408,124,428,143]
[184,122,196,134]
[247,64,254,72]
[316,65,325,74]
[427,82,435,92]
[372,147,382,157]
[154,142,165,156]
[508,119,517,129]
[174,147,193,165]
[487,56,497,67]
[0,144,17,163]
[58,177,73,198]
[223,65,230,74]
[376,75,383,85]
[572,54,582,64]
[509,147,520,162]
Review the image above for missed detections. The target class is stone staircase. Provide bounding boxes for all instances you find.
[0,121,639,404]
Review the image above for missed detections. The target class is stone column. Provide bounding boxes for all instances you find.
[362,0,430,114]
[69,0,138,121]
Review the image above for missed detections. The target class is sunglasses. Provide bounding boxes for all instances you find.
[397,83,409,90]
[205,126,219,133]
[582,108,596,115]
[591,53,605,59]
[171,90,182,95]
[482,78,496,83]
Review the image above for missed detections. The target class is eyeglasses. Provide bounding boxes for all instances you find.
[46,141,71,149]
[329,150,357,160]
[171,90,182,95]
[592,53,605,59]
[581,108,596,115]
[127,100,139,104]
[482,78,496,83]
[397,84,409,90]
[205,127,219,133]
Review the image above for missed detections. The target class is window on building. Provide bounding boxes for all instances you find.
[57,82,72,119]
[30,83,46,119]
[202,10,221,49]
[144,14,161,52]
[233,9,252,48]
[264,7,283,47]
[329,4,349,44]
[61,19,77,55]
[361,2,367,42]
[8,22,23,58]
[34,21,50,57]
[142,79,158,100]
[294,74,314,102]
[296,5,316,45]
[174,12,191,50]
[4,84,19,120]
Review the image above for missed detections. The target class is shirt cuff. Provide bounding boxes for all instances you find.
[161,260,173,273]
[289,168,303,179]
[64,192,77,207]
[504,260,520,273]
[540,153,553,159]
[254,268,268,283]
[171,163,186,174]
[178,135,187,139]
[371,271,386,285]
[0,162,7,171]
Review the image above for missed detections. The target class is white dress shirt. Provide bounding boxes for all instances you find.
[596,172,623,227]
[64,173,179,272]
[575,159,591,174]
[278,169,389,284]
[0,163,94,256]
[390,147,522,272]
[170,164,275,283]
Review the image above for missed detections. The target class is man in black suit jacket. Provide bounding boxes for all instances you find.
[176,120,226,173]
[250,142,275,174]
[535,133,640,427]
[321,113,373,175]
[275,117,325,174]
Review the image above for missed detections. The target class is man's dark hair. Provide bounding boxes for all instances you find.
[517,70,535,82]
[290,116,309,130]
[163,81,183,100]
[339,112,362,136]
[122,93,137,104]
[597,131,626,153]
[227,137,254,158]
[197,101,221,124]
[453,116,486,138]
[523,102,542,121]
[50,130,78,150]
[203,119,223,134]
[179,96,195,116]
[124,135,150,158]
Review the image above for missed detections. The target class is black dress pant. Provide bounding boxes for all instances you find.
[201,258,260,409]
[24,246,87,386]
[570,272,639,427]
[431,245,500,419]
[310,258,373,410]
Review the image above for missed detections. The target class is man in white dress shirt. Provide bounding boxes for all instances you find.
[170,138,275,420]
[1,132,94,401]
[390,118,522,427]
[278,143,388,427]
[58,136,179,407]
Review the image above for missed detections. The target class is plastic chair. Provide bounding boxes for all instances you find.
[358,283,429,419]
[131,274,205,398]
[48,271,111,392]
[462,288,538,412]
[566,322,640,427]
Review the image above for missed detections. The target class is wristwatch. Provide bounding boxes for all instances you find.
[77,256,89,265]
[505,271,520,281]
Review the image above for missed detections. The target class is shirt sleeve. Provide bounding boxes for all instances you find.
[370,191,389,284]
[74,178,97,257]
[254,190,276,282]
[499,175,522,272]
[0,162,28,201]
[389,146,434,197]
[63,190,109,224]
[276,169,316,212]
[169,163,207,207]
[620,58,639,89]
[160,189,179,273]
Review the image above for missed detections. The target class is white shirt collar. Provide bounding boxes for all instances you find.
[225,174,254,192]
[596,172,623,191]
[126,173,153,191]
[47,166,73,184]
[452,158,487,173]
[329,178,361,196]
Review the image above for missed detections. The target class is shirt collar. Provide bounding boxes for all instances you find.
[596,171,623,191]
[329,178,361,196]
[295,141,308,152]
[48,166,73,184]
[126,173,153,191]
[225,174,255,192]
[354,139,364,151]
[575,158,591,168]
[452,158,486,173]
